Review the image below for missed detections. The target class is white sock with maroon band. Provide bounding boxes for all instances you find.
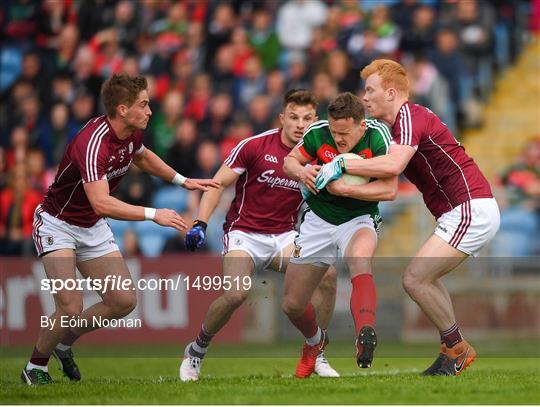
[306,327,322,346]
[26,362,48,372]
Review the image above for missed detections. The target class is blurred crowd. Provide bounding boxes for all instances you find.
[0,0,536,256]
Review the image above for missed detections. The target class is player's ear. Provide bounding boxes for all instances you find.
[386,88,396,102]
[117,104,128,118]
[279,113,284,126]
[360,119,366,133]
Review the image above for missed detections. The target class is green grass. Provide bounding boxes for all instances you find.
[1,342,539,404]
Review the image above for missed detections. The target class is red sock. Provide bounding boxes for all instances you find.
[288,303,318,339]
[350,274,377,336]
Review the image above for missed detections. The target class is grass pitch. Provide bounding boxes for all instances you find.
[1,341,539,404]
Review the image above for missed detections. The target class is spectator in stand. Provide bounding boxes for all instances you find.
[408,55,456,136]
[285,52,310,90]
[347,29,384,71]
[234,54,266,109]
[399,5,437,57]
[185,22,205,73]
[198,93,233,143]
[122,229,141,257]
[445,0,496,100]
[5,127,29,171]
[113,165,155,209]
[248,95,273,135]
[149,89,184,158]
[113,0,139,53]
[390,0,420,31]
[89,28,125,78]
[276,0,328,57]
[428,28,476,130]
[0,147,7,189]
[230,27,255,78]
[71,46,104,106]
[53,24,80,73]
[26,148,54,195]
[71,89,95,128]
[18,51,51,108]
[204,3,237,70]
[14,92,41,144]
[184,73,212,123]
[249,8,281,71]
[311,71,338,120]
[76,0,116,43]
[265,69,287,118]
[326,49,360,93]
[37,102,78,167]
[492,138,540,256]
[210,44,236,94]
[166,118,199,179]
[0,164,42,256]
[219,119,253,161]
[50,73,75,106]
[369,5,401,56]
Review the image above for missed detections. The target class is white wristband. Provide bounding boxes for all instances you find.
[172,173,187,186]
[144,207,156,220]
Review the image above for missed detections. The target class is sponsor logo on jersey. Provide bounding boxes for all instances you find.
[317,144,339,163]
[256,170,300,190]
[264,154,278,164]
[358,148,373,159]
[106,163,131,180]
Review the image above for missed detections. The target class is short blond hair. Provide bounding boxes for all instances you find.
[361,59,409,96]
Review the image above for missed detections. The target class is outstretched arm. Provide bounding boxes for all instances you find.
[345,144,416,178]
[196,164,239,223]
[133,148,220,191]
[83,180,187,230]
[283,147,321,194]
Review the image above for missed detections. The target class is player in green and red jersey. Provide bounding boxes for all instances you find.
[282,92,398,378]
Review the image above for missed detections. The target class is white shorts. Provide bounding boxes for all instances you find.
[434,198,500,257]
[290,210,378,268]
[32,205,119,262]
[223,230,297,273]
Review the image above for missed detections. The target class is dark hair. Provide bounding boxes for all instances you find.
[327,92,364,123]
[282,89,318,110]
[101,74,148,118]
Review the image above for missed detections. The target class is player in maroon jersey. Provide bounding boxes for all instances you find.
[315,59,500,376]
[180,90,339,381]
[22,74,219,386]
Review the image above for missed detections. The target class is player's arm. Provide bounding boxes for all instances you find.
[184,164,239,251]
[132,148,220,191]
[326,176,398,201]
[283,147,321,194]
[83,180,187,230]
[345,144,415,178]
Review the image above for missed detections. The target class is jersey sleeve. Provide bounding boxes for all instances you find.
[367,120,392,157]
[72,135,109,183]
[297,131,317,160]
[223,137,255,175]
[392,104,422,147]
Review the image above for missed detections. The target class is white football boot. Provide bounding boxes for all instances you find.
[179,343,202,382]
[314,352,340,377]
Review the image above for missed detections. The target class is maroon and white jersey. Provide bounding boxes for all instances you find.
[393,102,493,218]
[41,116,145,227]
[223,128,303,234]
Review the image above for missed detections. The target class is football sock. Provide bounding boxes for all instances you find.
[58,330,79,349]
[288,302,319,342]
[28,346,50,370]
[189,325,214,357]
[350,274,377,336]
[440,323,463,348]
[306,327,322,346]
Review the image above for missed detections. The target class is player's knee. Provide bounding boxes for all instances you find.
[57,302,83,318]
[281,296,303,317]
[109,292,137,317]
[402,268,422,297]
[223,290,249,309]
[319,268,337,292]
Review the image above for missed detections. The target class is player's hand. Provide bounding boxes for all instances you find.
[315,157,345,190]
[185,220,207,251]
[299,164,321,195]
[153,208,187,231]
[326,178,349,196]
[182,178,221,192]
[299,182,311,200]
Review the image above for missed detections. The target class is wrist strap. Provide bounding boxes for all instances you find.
[193,219,207,230]
[144,207,156,220]
[172,173,187,186]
